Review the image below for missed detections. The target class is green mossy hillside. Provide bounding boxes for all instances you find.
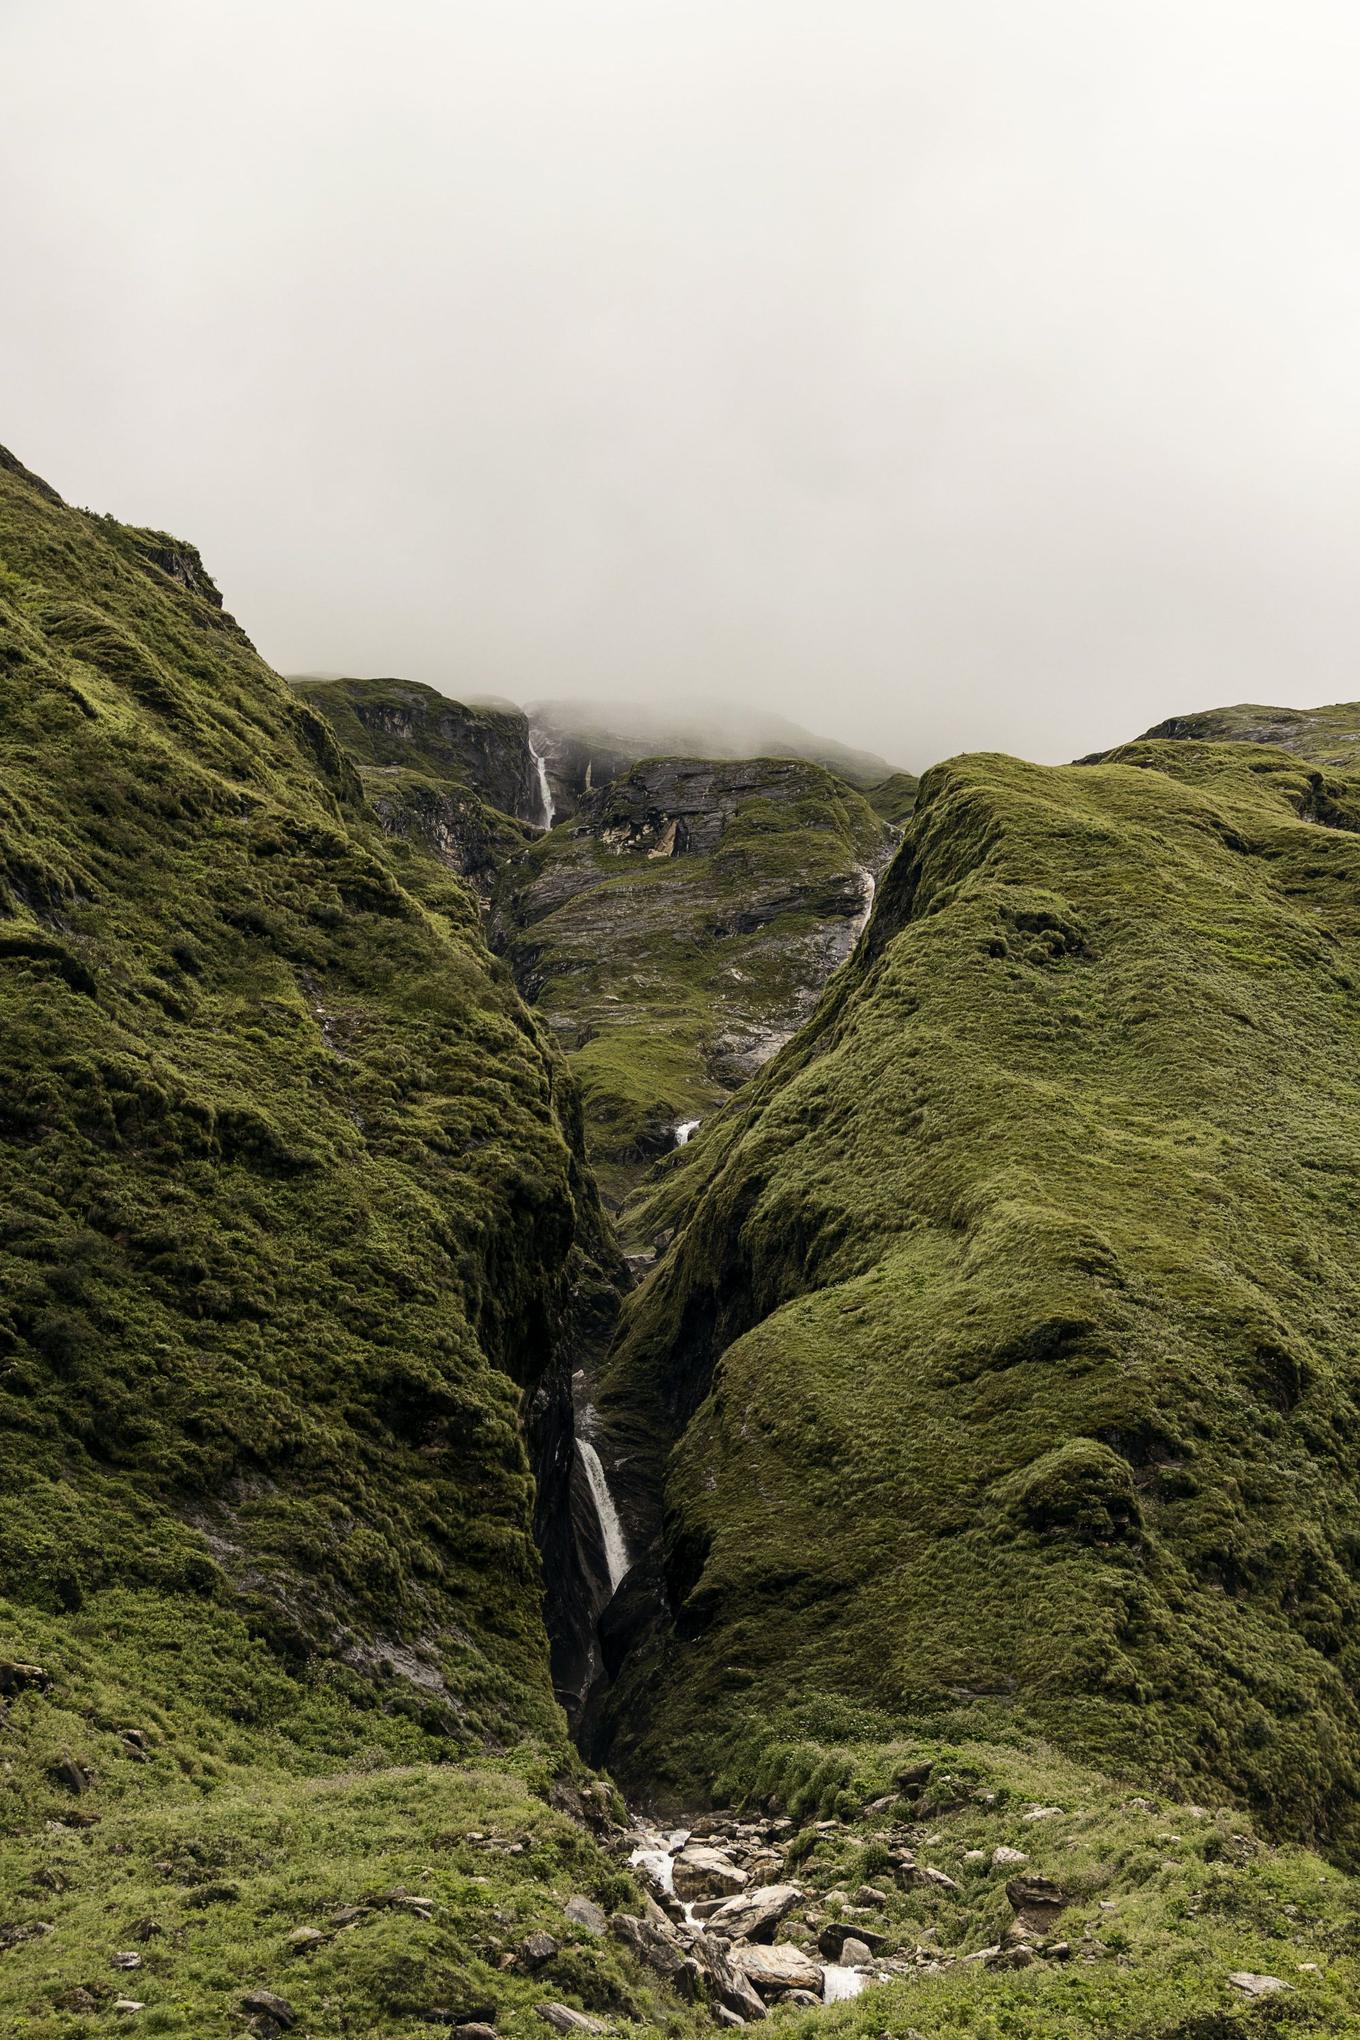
[600,742,1360,1859]
[1122,696,1360,771]
[0,448,654,2033]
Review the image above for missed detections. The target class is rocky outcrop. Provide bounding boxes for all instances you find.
[494,757,894,1205]
[294,675,545,825]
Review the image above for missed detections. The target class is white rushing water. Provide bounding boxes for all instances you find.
[530,743,555,830]
[849,864,876,944]
[674,1118,701,1146]
[576,1437,630,1591]
[821,1965,867,2003]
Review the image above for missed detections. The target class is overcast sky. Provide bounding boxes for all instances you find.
[5,2,1360,769]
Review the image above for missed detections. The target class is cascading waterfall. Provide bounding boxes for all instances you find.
[529,741,555,830]
[674,1118,701,1146]
[576,1436,630,1592]
[849,864,876,943]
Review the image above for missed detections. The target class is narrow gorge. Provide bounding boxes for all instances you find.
[5,444,1360,2039]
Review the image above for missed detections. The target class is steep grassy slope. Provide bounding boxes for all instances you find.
[599,741,1360,1866]
[495,759,892,1208]
[0,448,664,2033]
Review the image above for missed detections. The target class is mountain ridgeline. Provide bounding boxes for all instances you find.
[5,445,1360,2034]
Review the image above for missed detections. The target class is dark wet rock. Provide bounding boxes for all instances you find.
[240,1989,298,2029]
[818,1921,889,1960]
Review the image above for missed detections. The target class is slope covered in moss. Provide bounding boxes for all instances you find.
[598,740,1360,1866]
[0,448,672,2033]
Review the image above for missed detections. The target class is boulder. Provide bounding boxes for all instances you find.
[992,1847,1029,1868]
[518,1931,559,1969]
[610,1912,685,1982]
[732,1942,824,1997]
[1005,1875,1068,1923]
[673,1846,748,1900]
[818,1922,888,1960]
[706,1885,800,1942]
[563,1897,608,1937]
[1227,1973,1292,1998]
[535,2005,606,2035]
[699,1940,768,2022]
[839,1937,875,1967]
[240,1992,298,2031]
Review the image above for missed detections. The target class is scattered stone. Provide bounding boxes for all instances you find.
[113,2003,146,2016]
[839,1937,874,1967]
[783,1989,821,2008]
[1227,1973,1292,1998]
[285,1926,325,1951]
[125,1918,162,1942]
[112,1953,142,1970]
[852,1884,887,1907]
[818,1922,888,1960]
[1046,1942,1072,1961]
[893,1762,933,1796]
[732,1942,824,1997]
[535,2003,605,2034]
[0,1661,51,1696]
[240,1991,299,2029]
[564,1896,608,1936]
[918,1866,961,1894]
[713,2007,745,2028]
[518,1931,559,1968]
[673,1846,748,1900]
[55,1989,98,2014]
[992,1847,1029,1868]
[452,2025,498,2040]
[50,1755,91,1794]
[1,1919,53,1948]
[963,1850,986,1864]
[707,1885,800,1942]
[1023,1806,1062,1822]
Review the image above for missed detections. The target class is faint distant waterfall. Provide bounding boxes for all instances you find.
[674,1118,701,1146]
[530,743,555,830]
[576,1437,629,1592]
[848,865,876,944]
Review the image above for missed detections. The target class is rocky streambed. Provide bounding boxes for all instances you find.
[608,1802,1073,2025]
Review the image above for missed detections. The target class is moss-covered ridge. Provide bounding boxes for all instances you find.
[1108,695,1360,771]
[0,444,621,1749]
[600,740,1360,1857]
